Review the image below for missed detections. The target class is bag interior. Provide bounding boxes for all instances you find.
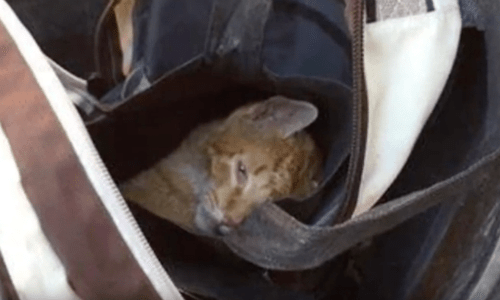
[7,0,500,299]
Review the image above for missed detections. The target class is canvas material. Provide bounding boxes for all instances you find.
[462,2,500,299]
[0,125,80,300]
[0,1,182,299]
[352,0,500,294]
[47,57,101,117]
[0,5,78,297]
[354,0,462,215]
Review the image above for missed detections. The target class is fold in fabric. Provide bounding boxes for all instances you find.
[355,0,461,216]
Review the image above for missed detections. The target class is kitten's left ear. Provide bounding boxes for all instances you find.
[244,96,318,138]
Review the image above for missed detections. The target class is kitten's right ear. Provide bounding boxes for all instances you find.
[243,96,319,138]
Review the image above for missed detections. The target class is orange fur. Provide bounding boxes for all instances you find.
[120,96,322,236]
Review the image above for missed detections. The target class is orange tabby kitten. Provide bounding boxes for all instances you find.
[120,96,322,236]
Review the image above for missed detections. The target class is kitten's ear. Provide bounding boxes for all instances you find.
[243,96,318,137]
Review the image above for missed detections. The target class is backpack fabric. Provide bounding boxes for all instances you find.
[1,0,500,299]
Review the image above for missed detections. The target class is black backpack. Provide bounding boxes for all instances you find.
[3,0,499,299]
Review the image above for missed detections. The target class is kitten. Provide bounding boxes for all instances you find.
[120,96,322,236]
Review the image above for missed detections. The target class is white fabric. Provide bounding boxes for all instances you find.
[0,1,183,299]
[0,127,81,300]
[47,57,100,116]
[354,0,462,216]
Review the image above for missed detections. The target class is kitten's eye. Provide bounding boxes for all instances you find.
[236,161,248,185]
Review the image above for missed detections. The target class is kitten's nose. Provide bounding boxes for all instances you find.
[222,215,243,227]
[215,215,243,236]
[214,215,244,236]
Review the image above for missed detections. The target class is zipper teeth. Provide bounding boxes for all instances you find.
[42,42,182,299]
[87,142,160,269]
[69,110,182,299]
[338,0,368,222]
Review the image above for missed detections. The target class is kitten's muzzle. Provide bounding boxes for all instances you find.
[216,215,244,235]
[215,224,233,236]
[194,201,242,236]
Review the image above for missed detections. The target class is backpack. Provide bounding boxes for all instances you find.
[0,0,498,299]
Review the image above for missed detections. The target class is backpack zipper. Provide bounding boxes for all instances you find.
[337,0,369,223]
[61,91,183,300]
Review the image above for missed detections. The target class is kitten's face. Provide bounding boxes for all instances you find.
[204,148,276,232]
[194,97,321,236]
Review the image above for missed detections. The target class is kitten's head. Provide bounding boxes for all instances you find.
[195,96,322,236]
